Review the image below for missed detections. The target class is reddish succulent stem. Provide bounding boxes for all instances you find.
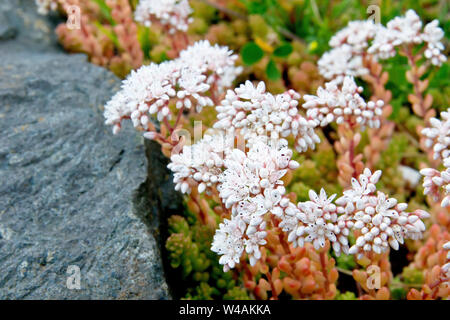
[192,193,208,225]
[173,106,185,131]
[163,117,173,133]
[426,276,449,299]
[279,233,291,255]
[319,250,330,291]
[271,216,290,254]
[403,44,428,118]
[349,137,357,178]
[265,271,278,300]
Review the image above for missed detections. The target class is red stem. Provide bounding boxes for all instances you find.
[319,250,330,291]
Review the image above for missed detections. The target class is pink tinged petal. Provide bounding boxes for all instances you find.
[333,242,341,253]
[351,177,361,190]
[288,231,297,242]
[309,189,319,202]
[441,196,450,207]
[370,170,382,183]
[348,245,358,255]
[356,236,365,247]
[339,235,348,246]
[389,238,399,250]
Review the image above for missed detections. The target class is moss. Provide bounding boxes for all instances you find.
[401,266,424,285]
[335,291,357,300]
[166,211,243,299]
[335,253,356,270]
[224,287,251,300]
[248,15,269,39]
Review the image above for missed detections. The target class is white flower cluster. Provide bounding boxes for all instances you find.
[279,169,430,259]
[178,41,243,94]
[167,132,234,194]
[368,9,423,60]
[134,0,193,34]
[329,20,379,52]
[210,139,300,270]
[302,76,385,128]
[213,81,320,153]
[319,10,447,83]
[422,109,450,161]
[104,41,241,135]
[420,109,450,207]
[421,167,450,207]
[280,189,350,256]
[318,45,368,85]
[422,20,447,67]
[368,10,446,66]
[35,0,58,15]
[319,21,378,82]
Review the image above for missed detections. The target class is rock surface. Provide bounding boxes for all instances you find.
[0,0,181,299]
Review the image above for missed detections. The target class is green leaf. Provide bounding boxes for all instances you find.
[266,59,281,80]
[91,0,115,25]
[241,42,264,66]
[138,25,151,60]
[273,43,293,57]
[94,21,120,49]
[388,98,403,121]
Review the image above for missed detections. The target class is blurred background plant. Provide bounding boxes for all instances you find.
[40,0,449,299]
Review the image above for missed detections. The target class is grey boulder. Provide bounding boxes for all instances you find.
[0,0,181,300]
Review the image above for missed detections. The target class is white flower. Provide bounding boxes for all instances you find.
[348,192,429,258]
[329,20,379,52]
[303,76,384,128]
[280,188,350,256]
[326,168,431,259]
[218,139,293,210]
[214,81,320,152]
[422,20,447,66]
[104,41,241,134]
[420,109,450,207]
[420,166,450,207]
[211,217,246,272]
[321,10,446,82]
[280,169,429,259]
[318,21,380,82]
[178,40,243,94]
[35,0,58,15]
[318,45,368,84]
[134,0,193,34]
[211,139,299,269]
[369,10,423,59]
[244,225,268,266]
[336,168,381,210]
[308,188,337,209]
[322,168,430,259]
[368,10,446,66]
[167,132,234,194]
[421,109,450,161]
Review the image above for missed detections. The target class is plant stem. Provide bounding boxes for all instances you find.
[265,271,278,300]
[319,250,330,290]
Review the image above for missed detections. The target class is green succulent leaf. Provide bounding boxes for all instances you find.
[266,59,281,80]
[273,43,293,57]
[241,42,264,65]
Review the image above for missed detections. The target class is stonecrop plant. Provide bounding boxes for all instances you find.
[42,0,449,300]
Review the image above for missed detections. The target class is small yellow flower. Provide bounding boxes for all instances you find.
[308,40,318,52]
